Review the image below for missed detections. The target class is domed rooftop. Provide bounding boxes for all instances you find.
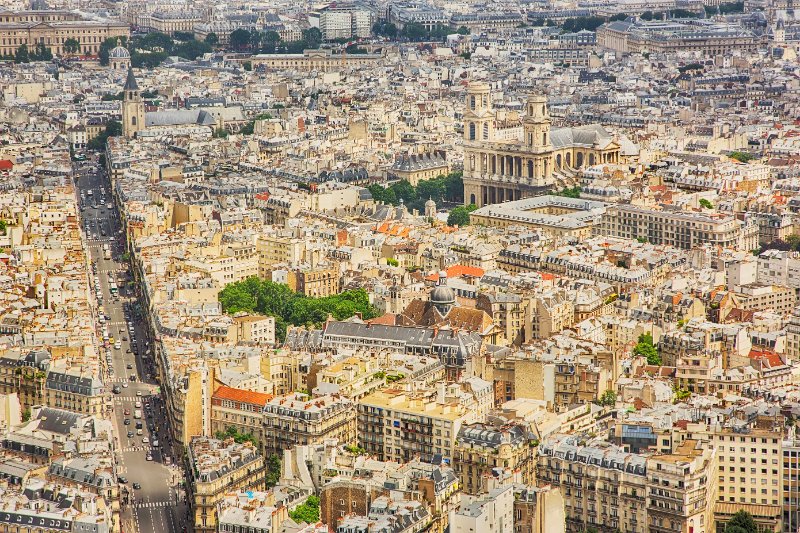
[109,40,130,59]
[425,197,436,207]
[430,271,455,309]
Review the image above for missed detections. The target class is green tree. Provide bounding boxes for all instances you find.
[554,186,581,198]
[230,29,252,51]
[63,38,81,55]
[243,60,252,71]
[598,389,616,406]
[14,44,29,63]
[265,453,281,488]
[386,258,399,267]
[447,204,477,226]
[724,510,757,533]
[87,120,122,151]
[373,21,398,38]
[456,25,470,34]
[173,39,212,60]
[289,496,320,524]
[634,332,661,366]
[699,198,713,209]
[173,31,195,41]
[0,220,7,235]
[204,32,219,46]
[729,151,754,163]
[302,28,322,48]
[21,408,30,422]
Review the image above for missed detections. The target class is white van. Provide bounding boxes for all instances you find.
[134,409,142,419]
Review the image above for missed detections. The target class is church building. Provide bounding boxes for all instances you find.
[462,82,621,207]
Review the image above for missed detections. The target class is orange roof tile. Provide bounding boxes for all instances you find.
[424,264,485,282]
[213,385,273,406]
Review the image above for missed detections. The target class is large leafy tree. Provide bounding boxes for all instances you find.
[447,204,477,227]
[633,332,661,366]
[229,29,251,51]
[724,511,757,533]
[63,38,80,55]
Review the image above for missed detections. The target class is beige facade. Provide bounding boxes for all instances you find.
[261,392,357,458]
[462,83,619,208]
[598,204,758,251]
[249,49,383,72]
[0,10,129,57]
[454,422,534,495]
[188,437,265,533]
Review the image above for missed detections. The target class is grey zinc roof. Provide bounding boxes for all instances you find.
[145,109,216,127]
[35,408,80,435]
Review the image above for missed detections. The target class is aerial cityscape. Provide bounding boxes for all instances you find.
[0,0,797,532]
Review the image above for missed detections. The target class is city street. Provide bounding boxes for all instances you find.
[76,159,188,533]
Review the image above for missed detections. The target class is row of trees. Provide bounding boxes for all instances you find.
[5,43,54,63]
[227,28,322,54]
[367,171,464,214]
[218,277,379,342]
[99,33,212,68]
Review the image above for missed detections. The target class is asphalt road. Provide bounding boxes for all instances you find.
[75,158,189,533]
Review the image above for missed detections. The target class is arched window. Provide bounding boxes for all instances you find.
[541,105,545,114]
[131,116,137,126]
[470,95,476,110]
[577,153,584,167]
[527,160,534,177]
[566,153,572,167]
[589,153,595,165]
[556,154,562,168]
[470,194,476,205]
[542,133,547,145]
[483,123,489,139]
[469,122,476,140]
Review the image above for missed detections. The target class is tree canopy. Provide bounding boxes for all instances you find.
[99,32,210,67]
[87,120,122,151]
[218,277,379,342]
[447,204,477,227]
[633,332,662,366]
[289,496,320,524]
[367,171,463,214]
[724,510,757,533]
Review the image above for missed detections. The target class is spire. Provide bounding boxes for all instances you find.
[123,66,138,92]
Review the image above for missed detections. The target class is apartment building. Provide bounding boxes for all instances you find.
[256,233,305,276]
[188,437,266,533]
[210,386,272,446]
[358,385,483,464]
[449,483,514,533]
[289,266,340,298]
[687,422,783,532]
[598,204,758,251]
[454,422,534,495]
[317,4,374,40]
[538,435,717,533]
[261,392,357,457]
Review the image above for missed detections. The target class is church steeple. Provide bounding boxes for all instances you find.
[523,94,551,151]
[122,67,145,139]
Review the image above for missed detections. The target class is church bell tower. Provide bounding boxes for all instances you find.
[122,67,145,139]
[523,94,552,152]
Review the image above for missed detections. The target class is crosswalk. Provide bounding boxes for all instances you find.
[113,395,146,402]
[122,446,157,453]
[132,501,172,509]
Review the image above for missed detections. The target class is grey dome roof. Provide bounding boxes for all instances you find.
[110,45,130,59]
[430,284,455,306]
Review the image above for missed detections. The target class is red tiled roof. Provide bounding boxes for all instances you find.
[0,160,13,171]
[424,264,485,282]
[748,349,784,369]
[368,313,397,326]
[213,385,272,406]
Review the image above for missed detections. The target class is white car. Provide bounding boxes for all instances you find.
[142,437,149,444]
[146,454,153,461]
[136,390,143,397]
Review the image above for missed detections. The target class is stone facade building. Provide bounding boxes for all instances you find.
[461,82,620,207]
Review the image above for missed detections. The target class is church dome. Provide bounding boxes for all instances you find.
[425,197,436,208]
[430,270,455,311]
[109,42,130,59]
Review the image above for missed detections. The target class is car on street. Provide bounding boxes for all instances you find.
[123,419,130,425]
[112,386,121,394]
[142,436,149,444]
[146,454,153,461]
[127,364,133,369]
[152,439,159,447]
[132,483,141,490]
[122,382,128,388]
[129,375,136,382]
[136,390,142,397]
[124,408,130,415]
[127,430,134,437]
[118,476,127,484]
[136,428,143,435]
